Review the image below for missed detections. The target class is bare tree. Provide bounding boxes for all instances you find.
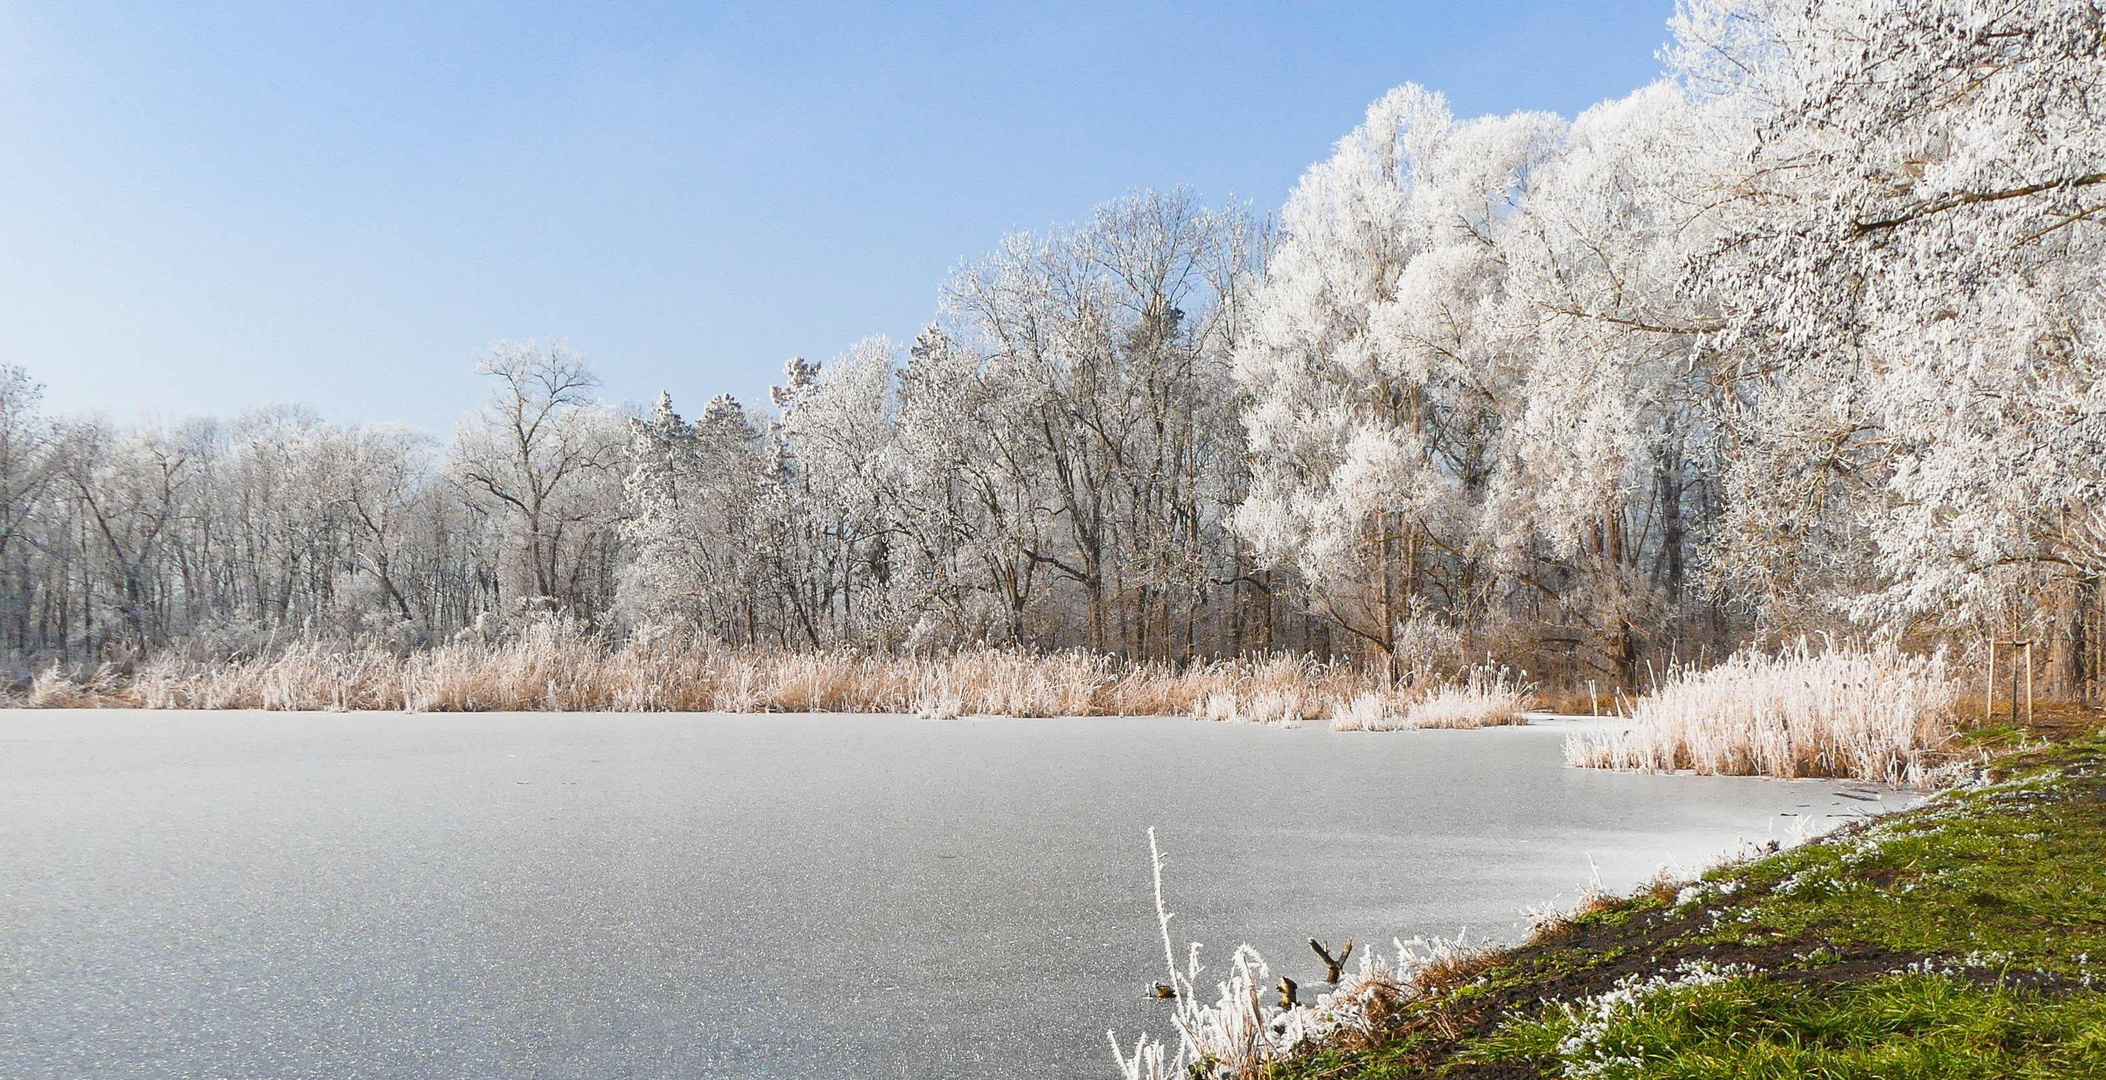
[450,342,627,614]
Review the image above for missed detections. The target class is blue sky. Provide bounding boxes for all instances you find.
[0,1,1673,432]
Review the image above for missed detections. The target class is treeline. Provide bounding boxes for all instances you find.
[17,0,2106,696]
[621,195,1281,662]
[0,349,627,661]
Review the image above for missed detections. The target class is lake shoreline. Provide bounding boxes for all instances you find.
[1237,722,2106,1079]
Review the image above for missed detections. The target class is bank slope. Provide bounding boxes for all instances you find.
[1267,731,2106,1079]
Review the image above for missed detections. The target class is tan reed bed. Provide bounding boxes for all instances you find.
[18,621,1400,720]
[1564,644,1964,784]
[1183,653,1386,726]
[1329,668,1536,731]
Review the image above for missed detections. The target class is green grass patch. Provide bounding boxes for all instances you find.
[1258,730,2106,1079]
[1476,970,2106,1079]
[1672,764,2106,977]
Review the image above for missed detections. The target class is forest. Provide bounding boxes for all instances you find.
[12,0,2105,703]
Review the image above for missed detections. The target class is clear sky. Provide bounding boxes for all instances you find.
[0,1,1674,433]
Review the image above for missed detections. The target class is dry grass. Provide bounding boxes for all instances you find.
[1565,644,1964,784]
[1182,654,1379,726]
[1326,691,1403,731]
[1401,669,1535,729]
[1330,669,1536,731]
[16,621,1409,719]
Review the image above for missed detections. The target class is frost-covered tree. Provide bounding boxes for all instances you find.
[772,339,918,645]
[944,188,1258,656]
[331,423,440,628]
[1234,85,1561,678]
[0,366,55,650]
[615,191,1262,658]
[1667,0,2106,686]
[49,418,210,653]
[892,325,1049,645]
[450,342,627,615]
[620,390,773,641]
[1486,82,1748,681]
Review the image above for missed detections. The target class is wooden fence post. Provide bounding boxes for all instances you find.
[1985,639,1995,726]
[2010,641,2022,726]
[2025,640,2035,726]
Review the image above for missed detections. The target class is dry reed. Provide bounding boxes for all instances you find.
[16,621,1410,720]
[1329,669,1535,731]
[1564,643,1963,784]
[1404,672,1535,729]
[1183,654,1379,726]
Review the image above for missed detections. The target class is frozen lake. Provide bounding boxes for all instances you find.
[0,711,1905,1079]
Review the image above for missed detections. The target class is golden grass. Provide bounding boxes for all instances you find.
[1402,669,1536,729]
[1329,669,1536,731]
[18,621,1403,719]
[1183,654,1380,726]
[1564,644,1963,783]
